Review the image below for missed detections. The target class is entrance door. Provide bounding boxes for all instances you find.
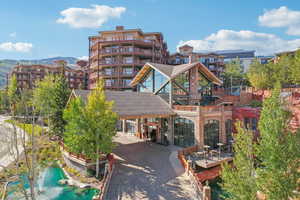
[174,117,195,147]
[204,120,220,148]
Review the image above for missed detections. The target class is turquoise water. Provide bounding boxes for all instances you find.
[7,167,98,200]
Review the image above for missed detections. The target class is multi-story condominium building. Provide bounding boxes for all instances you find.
[214,49,255,72]
[10,60,87,90]
[88,26,168,90]
[168,45,225,78]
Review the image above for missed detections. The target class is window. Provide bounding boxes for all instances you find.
[105,57,113,64]
[105,47,111,53]
[124,57,133,64]
[105,79,115,87]
[154,70,168,92]
[174,117,195,147]
[123,67,133,75]
[140,70,154,92]
[183,57,189,64]
[244,117,258,131]
[104,68,113,75]
[123,79,131,86]
[204,120,220,148]
[125,34,134,40]
[157,82,170,103]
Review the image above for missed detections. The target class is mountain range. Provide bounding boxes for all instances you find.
[0,57,79,87]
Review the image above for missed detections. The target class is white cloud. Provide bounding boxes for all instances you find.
[178,29,300,55]
[56,5,126,28]
[9,32,17,38]
[0,42,33,53]
[259,6,300,36]
[77,56,88,60]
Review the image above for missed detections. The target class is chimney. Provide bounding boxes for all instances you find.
[116,26,124,31]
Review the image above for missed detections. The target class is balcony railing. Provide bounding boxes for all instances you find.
[97,60,148,66]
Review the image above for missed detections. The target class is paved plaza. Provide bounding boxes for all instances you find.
[0,115,24,170]
[106,133,198,200]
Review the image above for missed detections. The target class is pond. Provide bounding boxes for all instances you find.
[7,167,99,200]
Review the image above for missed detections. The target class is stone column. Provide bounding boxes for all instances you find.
[136,118,142,139]
[194,115,201,147]
[202,185,211,200]
[199,108,205,148]
[168,117,174,145]
[122,119,126,134]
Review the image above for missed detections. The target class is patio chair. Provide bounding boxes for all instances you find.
[210,149,219,159]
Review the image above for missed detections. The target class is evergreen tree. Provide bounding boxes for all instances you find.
[7,75,19,112]
[221,122,257,200]
[256,85,300,200]
[290,50,300,85]
[32,75,56,120]
[51,75,70,136]
[63,97,87,154]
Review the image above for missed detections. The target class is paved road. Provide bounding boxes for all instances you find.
[0,116,25,170]
[106,133,197,200]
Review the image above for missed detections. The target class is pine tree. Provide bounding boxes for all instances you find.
[7,75,19,113]
[221,122,257,200]
[256,85,300,200]
[51,75,70,136]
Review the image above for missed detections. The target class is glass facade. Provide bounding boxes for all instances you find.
[139,69,170,94]
[204,120,220,148]
[139,70,154,92]
[157,82,170,103]
[174,117,195,147]
[154,70,168,92]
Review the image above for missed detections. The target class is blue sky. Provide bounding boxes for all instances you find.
[1,0,300,59]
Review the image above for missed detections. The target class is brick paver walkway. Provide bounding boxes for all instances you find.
[106,133,198,200]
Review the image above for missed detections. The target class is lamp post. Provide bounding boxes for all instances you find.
[204,145,210,164]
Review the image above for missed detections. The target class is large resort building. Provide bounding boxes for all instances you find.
[72,61,236,149]
[168,45,225,79]
[88,26,168,90]
[10,60,88,90]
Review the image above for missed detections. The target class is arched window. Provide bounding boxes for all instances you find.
[225,119,233,144]
[174,117,195,147]
[204,120,220,148]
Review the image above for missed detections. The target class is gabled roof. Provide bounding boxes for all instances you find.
[130,62,223,86]
[71,90,175,119]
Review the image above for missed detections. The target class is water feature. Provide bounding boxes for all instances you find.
[7,167,98,200]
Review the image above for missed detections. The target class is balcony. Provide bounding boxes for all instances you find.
[93,60,148,67]
[90,38,161,49]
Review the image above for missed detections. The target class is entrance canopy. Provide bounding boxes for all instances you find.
[71,90,175,119]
